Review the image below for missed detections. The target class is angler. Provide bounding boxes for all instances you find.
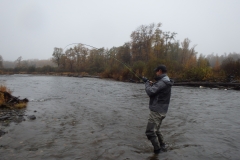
[142,65,174,154]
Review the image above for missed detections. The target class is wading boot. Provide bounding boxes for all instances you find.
[157,134,167,152]
[160,142,166,152]
[146,122,161,154]
[150,138,161,154]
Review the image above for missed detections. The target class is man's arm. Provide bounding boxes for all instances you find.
[145,81,166,96]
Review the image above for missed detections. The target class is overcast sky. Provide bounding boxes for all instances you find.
[0,0,240,61]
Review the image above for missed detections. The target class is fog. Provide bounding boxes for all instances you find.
[0,0,240,61]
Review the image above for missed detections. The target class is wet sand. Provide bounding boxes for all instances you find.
[0,75,240,159]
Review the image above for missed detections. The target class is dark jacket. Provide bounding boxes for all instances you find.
[145,74,174,114]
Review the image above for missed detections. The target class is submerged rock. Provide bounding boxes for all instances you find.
[0,115,11,121]
[27,115,36,120]
[0,108,27,127]
[0,130,7,137]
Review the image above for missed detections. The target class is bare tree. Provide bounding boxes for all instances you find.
[65,48,76,71]
[52,48,63,67]
[15,56,22,68]
[0,55,3,68]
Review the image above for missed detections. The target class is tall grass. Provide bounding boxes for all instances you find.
[0,85,12,94]
[0,85,27,108]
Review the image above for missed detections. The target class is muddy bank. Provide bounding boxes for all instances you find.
[0,75,240,159]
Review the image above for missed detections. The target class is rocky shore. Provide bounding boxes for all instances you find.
[0,89,31,137]
[0,108,24,137]
[0,108,37,137]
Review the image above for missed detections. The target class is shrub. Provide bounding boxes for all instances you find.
[0,85,12,94]
[0,85,12,106]
[0,85,28,108]
[182,67,213,81]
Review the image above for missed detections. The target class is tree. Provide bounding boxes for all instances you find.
[221,57,236,76]
[15,56,22,68]
[162,31,177,57]
[59,54,67,70]
[130,23,157,62]
[180,38,197,69]
[65,48,76,72]
[73,44,89,72]
[197,54,209,68]
[213,56,220,71]
[117,43,131,65]
[0,55,3,69]
[87,49,105,73]
[52,48,63,67]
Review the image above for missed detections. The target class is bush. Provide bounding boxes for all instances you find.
[0,85,28,108]
[183,67,213,81]
[0,85,12,106]
[27,65,36,73]
[40,65,55,73]
[0,85,12,94]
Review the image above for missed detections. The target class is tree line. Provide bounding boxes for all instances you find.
[0,56,56,73]
[1,22,240,82]
[51,23,240,82]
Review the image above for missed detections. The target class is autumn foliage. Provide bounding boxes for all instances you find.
[50,22,238,82]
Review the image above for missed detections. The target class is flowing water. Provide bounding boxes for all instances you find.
[0,75,239,160]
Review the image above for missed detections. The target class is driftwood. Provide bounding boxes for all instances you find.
[174,82,240,90]
[0,91,29,108]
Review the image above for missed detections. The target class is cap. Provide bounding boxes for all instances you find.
[154,65,167,73]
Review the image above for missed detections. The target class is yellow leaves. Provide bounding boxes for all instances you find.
[183,67,213,81]
[184,56,197,69]
[213,58,220,71]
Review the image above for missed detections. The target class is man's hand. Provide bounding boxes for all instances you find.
[149,81,153,86]
[142,77,149,83]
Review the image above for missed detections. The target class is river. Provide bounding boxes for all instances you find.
[0,75,239,160]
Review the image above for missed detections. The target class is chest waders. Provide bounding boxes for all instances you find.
[145,111,166,154]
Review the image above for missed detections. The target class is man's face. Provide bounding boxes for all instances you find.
[156,70,162,76]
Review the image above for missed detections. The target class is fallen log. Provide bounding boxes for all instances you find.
[174,82,240,90]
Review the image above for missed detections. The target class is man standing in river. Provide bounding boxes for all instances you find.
[142,65,173,154]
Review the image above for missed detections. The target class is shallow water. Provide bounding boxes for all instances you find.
[0,75,240,160]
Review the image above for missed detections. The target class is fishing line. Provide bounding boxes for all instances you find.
[63,43,142,80]
[63,43,98,51]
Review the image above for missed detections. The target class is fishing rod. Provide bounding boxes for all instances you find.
[63,43,142,80]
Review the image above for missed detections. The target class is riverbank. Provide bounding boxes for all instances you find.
[0,71,101,78]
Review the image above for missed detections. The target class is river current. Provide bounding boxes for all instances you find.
[0,75,239,160]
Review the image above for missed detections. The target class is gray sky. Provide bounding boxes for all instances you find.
[0,0,240,61]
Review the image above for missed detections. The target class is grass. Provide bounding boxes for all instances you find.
[0,85,27,108]
[0,85,12,94]
[14,102,28,109]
